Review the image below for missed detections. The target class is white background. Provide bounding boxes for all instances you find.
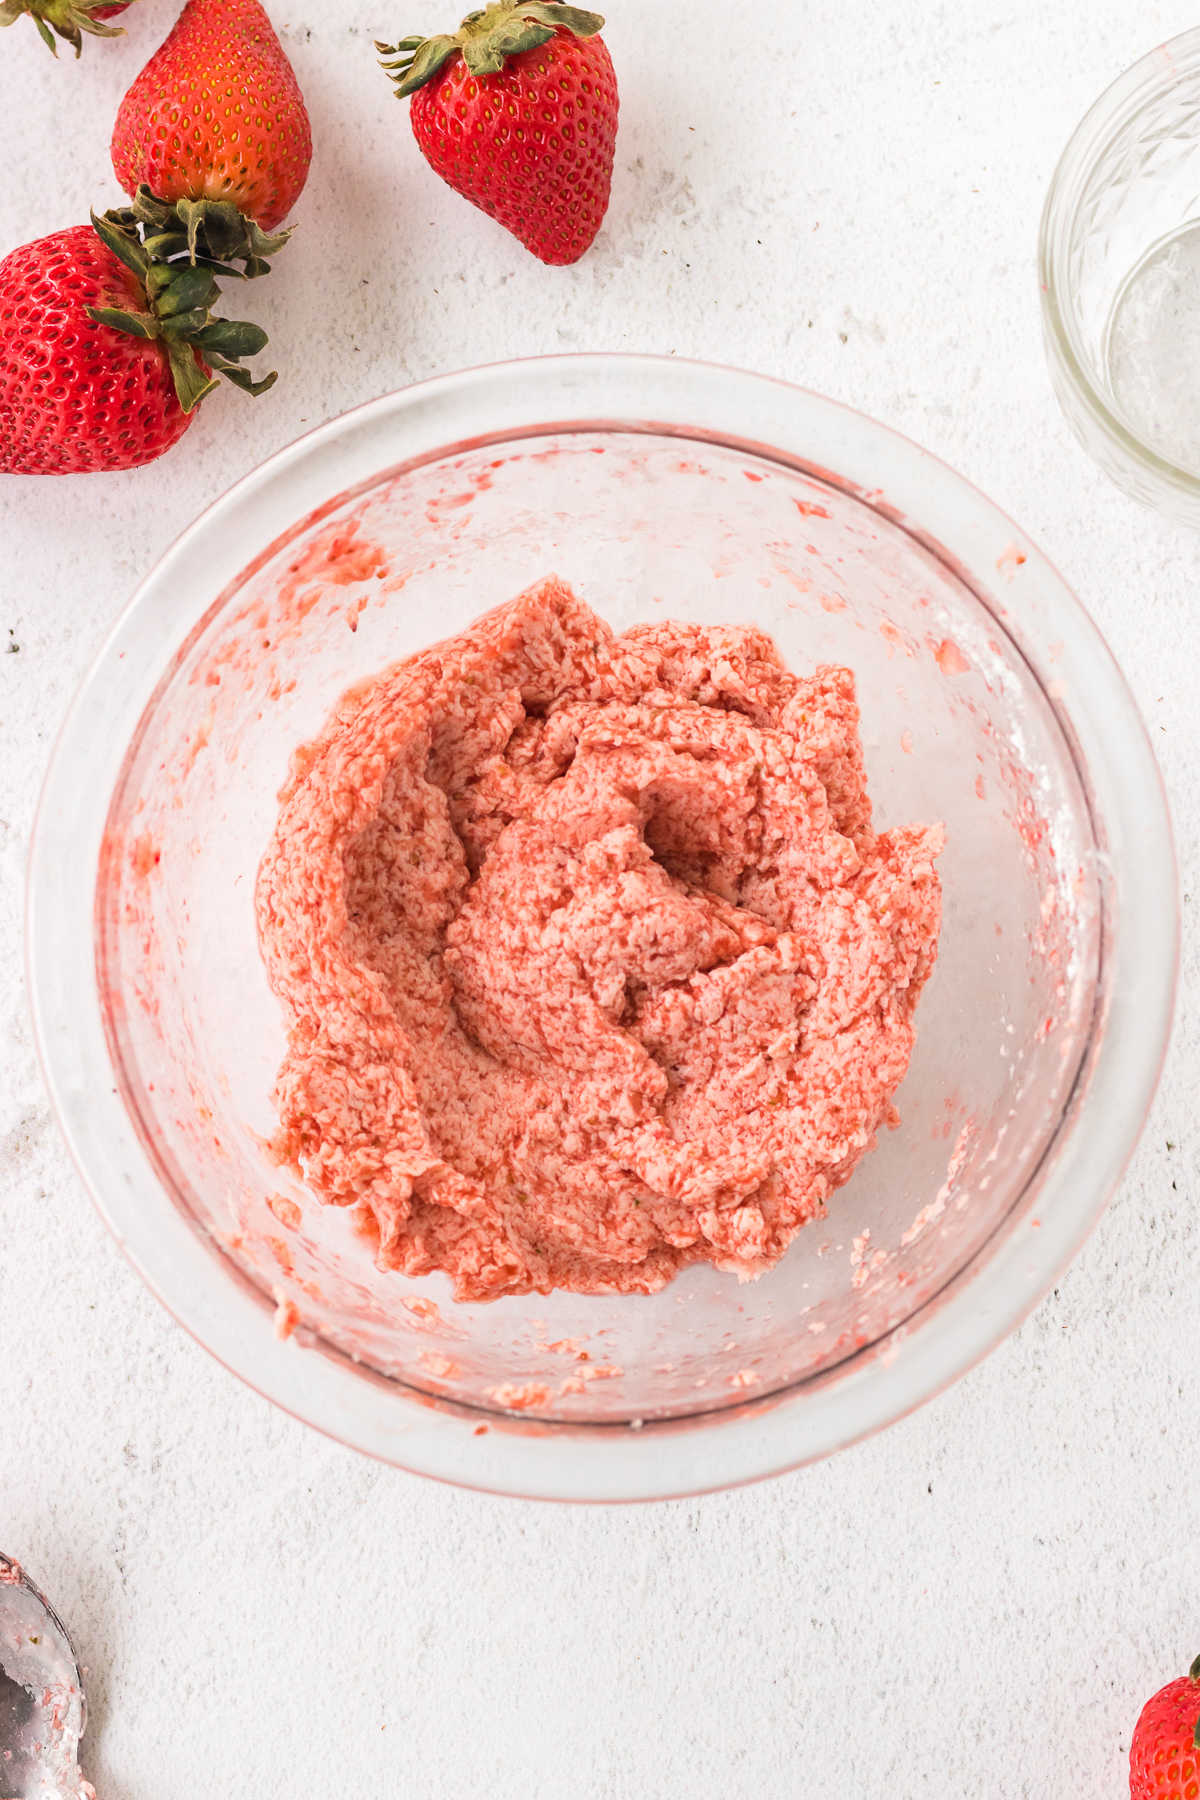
[2,2,1199,1794]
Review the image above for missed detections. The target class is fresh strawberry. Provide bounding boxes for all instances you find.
[0,198,282,476]
[378,2,617,265]
[1130,1654,1200,1799]
[111,0,311,232]
[0,225,194,475]
[0,0,132,58]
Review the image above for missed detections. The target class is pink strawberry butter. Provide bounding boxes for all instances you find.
[256,577,943,1303]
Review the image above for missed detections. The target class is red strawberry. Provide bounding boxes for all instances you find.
[0,200,281,476]
[0,226,195,475]
[111,0,311,232]
[378,2,618,265]
[1131,1654,1200,1799]
[0,0,132,57]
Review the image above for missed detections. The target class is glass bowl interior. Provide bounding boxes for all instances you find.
[98,427,1099,1421]
[29,358,1176,1498]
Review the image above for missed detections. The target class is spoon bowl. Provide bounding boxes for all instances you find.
[0,1555,89,1800]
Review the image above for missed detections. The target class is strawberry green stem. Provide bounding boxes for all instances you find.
[87,188,289,413]
[0,0,130,58]
[377,1,603,98]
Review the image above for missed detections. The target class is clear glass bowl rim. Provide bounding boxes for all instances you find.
[1039,25,1200,500]
[26,353,1179,1502]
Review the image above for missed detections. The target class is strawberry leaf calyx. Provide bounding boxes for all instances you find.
[376,32,457,94]
[0,0,129,57]
[86,189,283,415]
[110,187,291,274]
[377,1,604,98]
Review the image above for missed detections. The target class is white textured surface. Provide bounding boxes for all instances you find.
[1,3,1197,1794]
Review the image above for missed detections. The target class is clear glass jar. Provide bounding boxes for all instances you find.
[1041,26,1200,523]
[28,357,1177,1500]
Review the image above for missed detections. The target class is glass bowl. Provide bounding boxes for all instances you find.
[28,356,1177,1501]
[1041,26,1200,523]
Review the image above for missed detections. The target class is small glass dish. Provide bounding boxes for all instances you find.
[28,357,1177,1500]
[1041,26,1200,524]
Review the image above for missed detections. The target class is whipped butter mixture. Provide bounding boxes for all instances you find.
[257,577,943,1301]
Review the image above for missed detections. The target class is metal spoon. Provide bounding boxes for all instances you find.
[0,1554,91,1800]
